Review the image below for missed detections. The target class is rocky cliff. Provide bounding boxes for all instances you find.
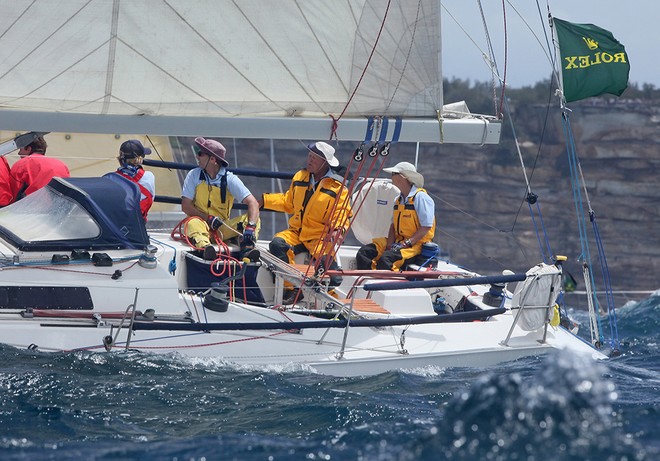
[417,100,660,294]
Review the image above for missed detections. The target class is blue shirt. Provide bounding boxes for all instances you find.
[182,167,252,202]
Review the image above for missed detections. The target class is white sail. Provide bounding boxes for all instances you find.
[0,0,500,143]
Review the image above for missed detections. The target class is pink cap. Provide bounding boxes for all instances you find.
[194,137,228,166]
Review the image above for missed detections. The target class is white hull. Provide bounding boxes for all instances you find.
[0,230,604,377]
[0,308,599,378]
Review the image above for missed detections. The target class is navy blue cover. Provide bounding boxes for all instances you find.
[0,176,149,251]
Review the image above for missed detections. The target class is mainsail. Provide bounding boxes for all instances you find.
[0,0,500,144]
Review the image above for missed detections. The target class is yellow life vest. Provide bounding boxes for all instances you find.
[393,188,435,243]
[192,172,234,220]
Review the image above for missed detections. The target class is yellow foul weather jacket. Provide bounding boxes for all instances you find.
[263,169,352,254]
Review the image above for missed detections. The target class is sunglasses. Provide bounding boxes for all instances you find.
[196,150,208,157]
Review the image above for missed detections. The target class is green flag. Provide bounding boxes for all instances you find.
[554,18,630,102]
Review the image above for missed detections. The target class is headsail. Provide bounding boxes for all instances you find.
[0,0,500,144]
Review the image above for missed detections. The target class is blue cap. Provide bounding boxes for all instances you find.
[120,139,152,158]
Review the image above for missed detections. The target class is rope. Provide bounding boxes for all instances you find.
[562,110,606,347]
[329,0,392,138]
[463,2,556,264]
[315,141,391,279]
[170,216,252,300]
[12,259,140,278]
[570,128,619,349]
[291,139,390,298]
[591,217,620,350]
[304,145,363,283]
[171,216,239,250]
[72,329,294,351]
[150,236,177,275]
[527,200,552,264]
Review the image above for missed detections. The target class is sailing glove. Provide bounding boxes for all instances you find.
[242,223,256,245]
[207,215,223,230]
[390,242,404,251]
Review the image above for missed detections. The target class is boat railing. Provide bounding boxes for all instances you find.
[104,288,141,352]
[501,270,563,347]
[362,273,526,292]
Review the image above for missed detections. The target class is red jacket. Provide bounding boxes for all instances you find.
[10,154,70,200]
[0,157,12,206]
[114,169,154,221]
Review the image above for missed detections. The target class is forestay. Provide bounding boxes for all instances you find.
[0,0,500,143]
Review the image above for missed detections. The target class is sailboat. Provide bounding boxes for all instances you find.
[0,1,608,376]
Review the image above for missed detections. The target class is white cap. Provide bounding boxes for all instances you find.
[383,161,424,188]
[307,141,339,167]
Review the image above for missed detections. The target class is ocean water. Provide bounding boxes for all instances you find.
[1,294,658,461]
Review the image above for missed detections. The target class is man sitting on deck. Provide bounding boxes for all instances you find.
[181,137,260,261]
[259,142,352,301]
[355,162,436,271]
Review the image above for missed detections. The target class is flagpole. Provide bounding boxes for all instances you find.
[548,14,566,106]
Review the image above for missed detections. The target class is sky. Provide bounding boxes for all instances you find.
[441,0,657,88]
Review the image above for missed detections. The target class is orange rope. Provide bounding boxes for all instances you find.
[171,216,226,250]
[171,217,251,299]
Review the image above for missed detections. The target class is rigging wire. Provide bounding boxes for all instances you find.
[441,4,492,67]
[445,2,621,353]
[475,0,557,264]
[562,112,604,346]
[568,127,619,349]
[330,0,392,139]
[544,4,619,351]
[562,111,622,351]
[499,0,508,117]
[507,1,558,233]
[436,1,556,269]
[425,189,518,270]
[476,0,501,117]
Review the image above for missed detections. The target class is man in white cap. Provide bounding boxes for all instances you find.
[356,161,435,271]
[181,137,260,260]
[259,142,352,300]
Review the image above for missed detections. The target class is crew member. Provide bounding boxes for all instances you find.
[181,137,260,260]
[10,135,70,201]
[260,142,352,296]
[109,139,156,221]
[356,161,435,271]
